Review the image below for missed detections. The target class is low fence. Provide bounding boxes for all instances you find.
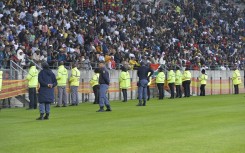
[0,70,244,106]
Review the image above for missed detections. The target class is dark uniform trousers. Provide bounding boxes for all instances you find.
[157,83,164,99]
[122,89,127,101]
[183,80,191,97]
[175,85,182,98]
[168,83,175,98]
[29,88,37,109]
[234,85,239,94]
[93,85,100,104]
[200,84,206,96]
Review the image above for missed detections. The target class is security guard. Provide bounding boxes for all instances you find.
[26,63,39,110]
[97,61,111,112]
[137,62,154,106]
[56,61,68,107]
[0,70,2,91]
[232,67,241,94]
[147,71,152,101]
[167,67,175,99]
[175,67,182,98]
[69,63,80,106]
[156,67,165,100]
[199,69,208,96]
[182,67,192,97]
[119,66,131,102]
[90,68,100,104]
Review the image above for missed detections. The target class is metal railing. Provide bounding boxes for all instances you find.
[10,60,28,80]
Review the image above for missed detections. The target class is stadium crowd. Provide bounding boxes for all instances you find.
[0,0,244,71]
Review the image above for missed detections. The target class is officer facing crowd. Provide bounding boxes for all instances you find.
[97,61,111,112]
[232,67,241,94]
[69,63,81,106]
[37,62,57,120]
[175,67,182,98]
[137,62,153,106]
[90,68,100,104]
[26,63,38,110]
[199,69,208,96]
[56,61,68,107]
[167,67,175,99]
[156,67,165,100]
[119,66,131,102]
[182,67,192,97]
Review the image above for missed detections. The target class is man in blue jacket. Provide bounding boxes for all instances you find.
[97,61,111,112]
[37,62,57,120]
[137,62,153,106]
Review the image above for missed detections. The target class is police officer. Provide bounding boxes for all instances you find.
[90,68,100,104]
[232,67,241,94]
[137,62,153,106]
[26,63,38,110]
[56,61,68,107]
[199,69,208,96]
[182,67,192,97]
[167,67,175,99]
[97,61,111,112]
[37,62,57,120]
[119,66,131,102]
[175,67,182,98]
[156,67,165,100]
[69,63,81,106]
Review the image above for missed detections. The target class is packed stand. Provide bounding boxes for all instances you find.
[0,0,244,71]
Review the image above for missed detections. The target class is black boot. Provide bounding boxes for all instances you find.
[143,100,146,106]
[96,106,105,112]
[36,113,44,120]
[44,113,49,120]
[105,105,112,112]
[136,100,142,106]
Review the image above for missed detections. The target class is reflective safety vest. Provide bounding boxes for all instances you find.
[90,73,100,87]
[156,72,165,84]
[175,70,182,85]
[69,67,80,86]
[26,66,39,88]
[56,65,68,86]
[232,70,241,85]
[0,71,2,91]
[182,70,191,81]
[119,71,131,89]
[147,72,152,86]
[167,70,175,83]
[199,74,208,85]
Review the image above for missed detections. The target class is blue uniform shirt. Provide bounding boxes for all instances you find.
[99,67,110,85]
[137,66,154,80]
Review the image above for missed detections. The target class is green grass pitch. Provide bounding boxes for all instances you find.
[0,94,245,153]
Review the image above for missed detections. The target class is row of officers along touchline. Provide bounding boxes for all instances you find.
[25,61,242,119]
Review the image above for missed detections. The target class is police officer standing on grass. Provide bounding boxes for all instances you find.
[182,67,192,97]
[175,67,182,98]
[232,67,241,94]
[56,61,68,107]
[26,63,38,110]
[137,62,154,106]
[69,63,81,106]
[97,61,111,112]
[90,68,100,104]
[167,67,175,99]
[156,67,165,100]
[199,69,208,96]
[37,62,57,120]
